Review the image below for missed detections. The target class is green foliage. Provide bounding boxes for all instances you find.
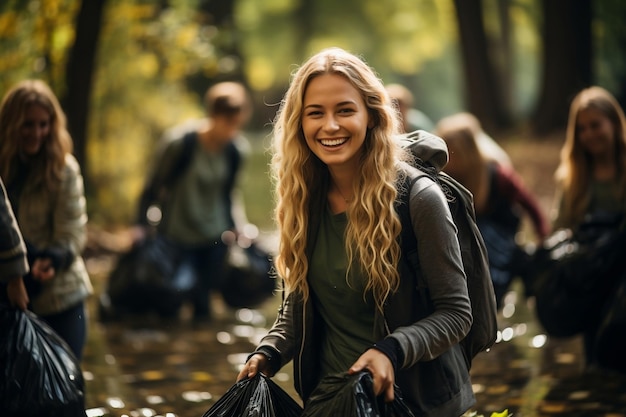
[0,0,78,94]
[2,0,624,228]
[595,0,626,96]
[87,1,214,224]
[238,134,275,230]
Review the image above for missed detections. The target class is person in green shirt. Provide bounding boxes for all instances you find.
[136,82,251,321]
[236,48,474,417]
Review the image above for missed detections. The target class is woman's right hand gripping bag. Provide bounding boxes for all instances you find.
[0,303,86,417]
[302,371,415,417]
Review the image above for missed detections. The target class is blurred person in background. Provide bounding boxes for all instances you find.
[135,81,251,322]
[553,86,626,230]
[436,113,549,308]
[551,86,626,371]
[385,83,434,133]
[0,79,92,360]
[437,112,512,168]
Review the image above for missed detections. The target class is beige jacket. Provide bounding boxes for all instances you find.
[15,154,92,315]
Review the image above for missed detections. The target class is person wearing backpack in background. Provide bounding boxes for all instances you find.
[436,114,550,308]
[549,86,626,372]
[236,47,476,417]
[134,82,251,322]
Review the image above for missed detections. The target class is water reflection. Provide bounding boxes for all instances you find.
[83,265,626,417]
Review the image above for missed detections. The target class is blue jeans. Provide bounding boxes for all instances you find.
[176,240,228,319]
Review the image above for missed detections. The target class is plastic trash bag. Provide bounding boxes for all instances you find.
[102,235,190,318]
[594,270,626,373]
[529,212,626,337]
[202,373,302,417]
[0,303,86,417]
[302,372,415,417]
[220,239,276,309]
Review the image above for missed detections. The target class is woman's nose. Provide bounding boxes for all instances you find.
[323,115,339,131]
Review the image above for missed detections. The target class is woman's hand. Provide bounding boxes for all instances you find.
[6,276,29,310]
[31,258,55,281]
[236,353,272,382]
[349,348,395,402]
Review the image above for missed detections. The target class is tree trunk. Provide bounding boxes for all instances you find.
[63,0,107,192]
[496,0,512,110]
[532,0,592,135]
[197,0,245,83]
[453,0,512,132]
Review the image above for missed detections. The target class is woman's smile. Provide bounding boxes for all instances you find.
[320,137,349,147]
[302,73,371,168]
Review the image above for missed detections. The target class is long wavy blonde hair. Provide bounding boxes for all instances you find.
[555,86,626,227]
[271,47,408,311]
[0,79,72,193]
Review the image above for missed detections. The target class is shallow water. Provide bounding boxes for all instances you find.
[82,256,626,417]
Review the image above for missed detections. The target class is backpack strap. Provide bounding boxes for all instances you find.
[396,168,430,287]
[396,165,498,364]
[164,131,197,187]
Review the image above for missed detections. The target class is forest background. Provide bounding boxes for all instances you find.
[1,0,625,233]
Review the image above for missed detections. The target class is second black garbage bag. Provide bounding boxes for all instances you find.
[302,371,415,417]
[201,373,302,417]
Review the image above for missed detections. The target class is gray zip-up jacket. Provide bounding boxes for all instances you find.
[254,165,475,417]
[0,178,29,282]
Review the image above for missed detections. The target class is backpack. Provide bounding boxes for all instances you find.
[137,130,241,227]
[396,130,498,364]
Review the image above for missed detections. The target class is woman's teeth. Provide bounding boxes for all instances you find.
[321,138,348,146]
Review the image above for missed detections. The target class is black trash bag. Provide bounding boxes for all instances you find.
[594,270,626,373]
[529,212,626,337]
[220,239,276,309]
[0,303,86,417]
[102,235,191,318]
[201,373,302,417]
[302,372,415,417]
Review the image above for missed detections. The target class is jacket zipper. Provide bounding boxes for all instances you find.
[297,299,307,394]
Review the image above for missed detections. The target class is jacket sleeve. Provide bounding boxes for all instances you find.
[390,178,473,366]
[0,178,29,281]
[47,154,88,267]
[254,290,298,373]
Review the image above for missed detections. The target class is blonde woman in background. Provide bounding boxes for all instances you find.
[553,86,626,230]
[551,86,626,371]
[0,79,92,359]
